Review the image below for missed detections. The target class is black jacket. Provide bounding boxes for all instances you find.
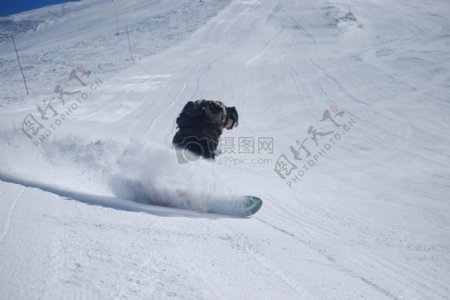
[172,100,227,159]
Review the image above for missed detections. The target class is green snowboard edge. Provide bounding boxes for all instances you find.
[243,195,263,217]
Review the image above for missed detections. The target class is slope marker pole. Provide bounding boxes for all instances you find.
[126,26,133,61]
[114,0,120,34]
[12,35,29,96]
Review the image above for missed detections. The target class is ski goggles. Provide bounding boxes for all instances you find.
[226,107,239,128]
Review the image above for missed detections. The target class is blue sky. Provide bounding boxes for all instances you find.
[0,0,78,17]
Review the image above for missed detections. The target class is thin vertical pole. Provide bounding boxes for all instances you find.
[126,26,133,60]
[114,1,120,34]
[12,36,29,96]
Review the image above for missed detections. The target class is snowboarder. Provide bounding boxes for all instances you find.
[173,99,238,163]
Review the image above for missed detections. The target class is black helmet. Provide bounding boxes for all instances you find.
[226,106,239,128]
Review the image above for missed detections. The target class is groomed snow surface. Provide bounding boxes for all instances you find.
[1,0,450,299]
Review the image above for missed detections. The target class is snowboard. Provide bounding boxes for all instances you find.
[110,177,263,217]
[241,195,263,216]
[206,195,263,217]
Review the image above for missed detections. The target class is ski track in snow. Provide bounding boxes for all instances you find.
[0,187,24,244]
[1,0,450,299]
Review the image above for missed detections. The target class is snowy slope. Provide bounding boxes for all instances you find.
[1,0,450,299]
